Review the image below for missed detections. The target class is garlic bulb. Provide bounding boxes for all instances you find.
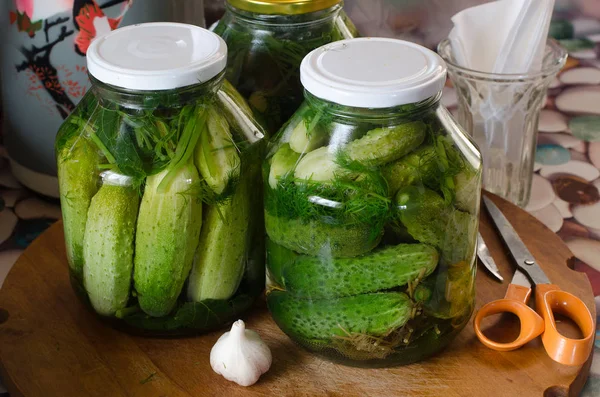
[210,320,272,387]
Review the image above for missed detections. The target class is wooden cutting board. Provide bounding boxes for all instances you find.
[0,193,595,397]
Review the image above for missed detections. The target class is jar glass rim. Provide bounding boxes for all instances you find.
[224,2,341,26]
[226,0,342,15]
[437,38,568,82]
[90,71,224,109]
[303,89,442,121]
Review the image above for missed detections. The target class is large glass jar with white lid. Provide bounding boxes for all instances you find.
[264,38,482,366]
[212,0,358,134]
[55,23,267,335]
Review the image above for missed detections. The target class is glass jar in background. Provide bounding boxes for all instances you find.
[264,38,482,366]
[438,39,568,208]
[213,0,358,134]
[56,23,266,335]
[0,0,205,197]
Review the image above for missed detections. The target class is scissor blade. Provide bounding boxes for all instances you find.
[511,268,532,288]
[477,232,504,281]
[483,196,551,285]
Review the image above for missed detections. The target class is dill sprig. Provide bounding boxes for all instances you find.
[265,152,391,230]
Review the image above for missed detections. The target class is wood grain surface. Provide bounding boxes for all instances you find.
[0,193,595,397]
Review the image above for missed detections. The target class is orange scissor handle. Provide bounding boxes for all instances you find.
[474,284,545,351]
[535,284,596,366]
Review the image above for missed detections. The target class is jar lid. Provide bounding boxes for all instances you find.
[227,0,341,15]
[87,23,227,91]
[300,38,447,108]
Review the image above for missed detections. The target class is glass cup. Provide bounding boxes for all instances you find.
[438,39,567,207]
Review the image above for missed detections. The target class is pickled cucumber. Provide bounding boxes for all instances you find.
[57,133,102,279]
[83,173,139,316]
[134,164,203,317]
[395,186,447,247]
[195,107,240,195]
[382,145,439,196]
[444,209,478,265]
[288,116,328,153]
[345,121,426,166]
[294,146,340,182]
[268,291,413,342]
[268,143,301,189]
[454,166,480,213]
[265,212,382,257]
[266,238,297,286]
[282,244,439,299]
[395,186,477,265]
[187,176,250,302]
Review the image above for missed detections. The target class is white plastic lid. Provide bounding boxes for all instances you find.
[87,23,227,91]
[300,38,447,108]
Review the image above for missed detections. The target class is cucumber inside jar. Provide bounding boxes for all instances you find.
[55,24,266,335]
[264,38,482,366]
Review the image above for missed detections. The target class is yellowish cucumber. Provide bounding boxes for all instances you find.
[294,146,340,182]
[195,107,240,194]
[57,134,102,280]
[134,164,203,317]
[187,175,250,302]
[83,172,139,316]
[268,143,301,189]
[288,117,328,154]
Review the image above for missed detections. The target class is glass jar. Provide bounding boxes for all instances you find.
[264,38,482,366]
[0,0,207,197]
[213,0,358,134]
[55,23,266,335]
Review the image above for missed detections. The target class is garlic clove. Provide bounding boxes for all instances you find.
[210,319,272,387]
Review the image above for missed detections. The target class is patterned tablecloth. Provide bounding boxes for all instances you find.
[1,1,600,396]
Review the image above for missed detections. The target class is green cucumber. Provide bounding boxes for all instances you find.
[187,175,251,302]
[294,146,340,182]
[421,261,475,321]
[134,164,203,317]
[454,165,481,213]
[57,134,102,280]
[266,238,297,287]
[268,143,301,189]
[268,291,413,342]
[195,107,240,195]
[345,121,426,166]
[445,260,476,316]
[395,186,448,248]
[288,118,328,154]
[382,145,439,196]
[83,172,139,316]
[395,186,477,265]
[265,212,382,257]
[282,243,439,299]
[444,208,478,265]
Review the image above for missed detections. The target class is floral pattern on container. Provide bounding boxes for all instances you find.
[8,0,133,119]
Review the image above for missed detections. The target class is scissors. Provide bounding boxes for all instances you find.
[474,196,595,366]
